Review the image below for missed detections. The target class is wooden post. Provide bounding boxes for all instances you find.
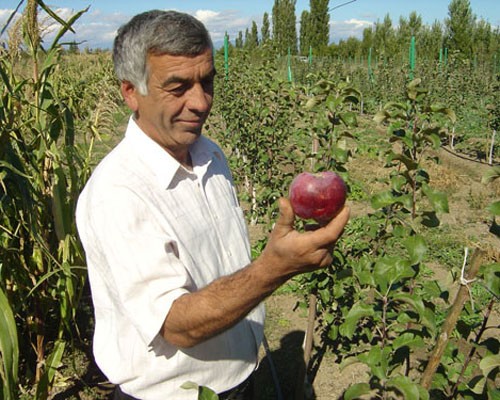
[420,248,485,390]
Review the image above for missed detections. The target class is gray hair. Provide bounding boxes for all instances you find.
[113,10,213,95]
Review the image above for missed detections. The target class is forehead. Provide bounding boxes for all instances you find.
[146,49,214,78]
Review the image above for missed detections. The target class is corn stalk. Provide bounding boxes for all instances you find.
[0,1,90,398]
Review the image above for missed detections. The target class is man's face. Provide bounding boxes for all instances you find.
[123,48,215,162]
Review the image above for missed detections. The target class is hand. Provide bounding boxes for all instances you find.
[161,198,349,347]
[259,197,350,280]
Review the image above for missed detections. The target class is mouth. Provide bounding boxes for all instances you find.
[176,118,204,128]
[175,119,205,135]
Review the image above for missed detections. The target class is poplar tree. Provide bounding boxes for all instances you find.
[445,0,476,59]
[261,12,270,44]
[473,19,492,61]
[245,20,259,49]
[299,10,311,55]
[398,12,423,46]
[374,14,395,60]
[361,26,374,56]
[309,0,330,56]
[419,20,444,60]
[235,31,243,48]
[272,0,298,55]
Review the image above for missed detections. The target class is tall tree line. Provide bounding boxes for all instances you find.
[272,0,298,55]
[232,0,499,66]
[300,0,330,56]
[332,0,499,64]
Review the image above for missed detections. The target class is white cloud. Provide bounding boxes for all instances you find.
[194,9,220,23]
[2,6,247,49]
[2,8,371,49]
[0,9,20,35]
[330,18,374,42]
[187,9,252,45]
[41,8,128,49]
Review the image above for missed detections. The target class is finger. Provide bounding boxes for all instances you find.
[273,197,295,233]
[309,205,350,247]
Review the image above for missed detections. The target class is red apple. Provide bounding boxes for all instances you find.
[289,171,347,224]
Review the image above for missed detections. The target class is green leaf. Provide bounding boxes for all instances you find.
[0,287,19,400]
[344,383,371,400]
[420,307,437,334]
[198,386,220,400]
[181,382,200,391]
[430,104,457,124]
[374,110,389,124]
[374,257,413,292]
[391,293,425,318]
[482,166,500,184]
[487,386,500,400]
[424,133,442,149]
[371,190,397,209]
[387,152,418,171]
[35,340,66,400]
[487,200,500,216]
[339,302,375,339]
[392,332,425,351]
[305,96,319,110]
[326,94,340,113]
[181,382,219,399]
[469,375,487,395]
[479,263,500,298]
[422,185,449,213]
[418,385,430,400]
[391,175,407,191]
[318,288,332,304]
[384,101,408,112]
[387,376,422,400]
[46,5,90,51]
[357,346,389,380]
[407,78,422,90]
[480,353,500,378]
[51,166,71,241]
[340,111,358,127]
[403,235,427,265]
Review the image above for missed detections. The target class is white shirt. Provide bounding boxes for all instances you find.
[76,117,265,400]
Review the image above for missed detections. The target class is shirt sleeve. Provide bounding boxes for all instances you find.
[83,186,191,346]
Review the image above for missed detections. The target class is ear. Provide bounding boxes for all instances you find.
[121,80,139,112]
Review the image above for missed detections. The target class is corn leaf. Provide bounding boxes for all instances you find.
[35,340,66,400]
[0,287,19,400]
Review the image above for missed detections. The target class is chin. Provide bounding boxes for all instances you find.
[185,128,203,138]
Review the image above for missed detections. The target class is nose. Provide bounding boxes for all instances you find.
[186,83,212,113]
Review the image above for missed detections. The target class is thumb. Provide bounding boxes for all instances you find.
[274,197,295,233]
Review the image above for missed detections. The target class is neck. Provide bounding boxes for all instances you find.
[175,150,193,171]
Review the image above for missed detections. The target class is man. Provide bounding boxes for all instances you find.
[76,10,350,400]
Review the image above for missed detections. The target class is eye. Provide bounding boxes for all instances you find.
[168,84,189,95]
[201,77,214,92]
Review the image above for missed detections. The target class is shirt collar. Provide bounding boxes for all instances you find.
[124,116,214,189]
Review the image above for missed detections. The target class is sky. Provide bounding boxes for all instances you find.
[1,1,499,49]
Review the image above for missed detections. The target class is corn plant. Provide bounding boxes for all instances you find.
[0,287,18,400]
[0,1,97,398]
